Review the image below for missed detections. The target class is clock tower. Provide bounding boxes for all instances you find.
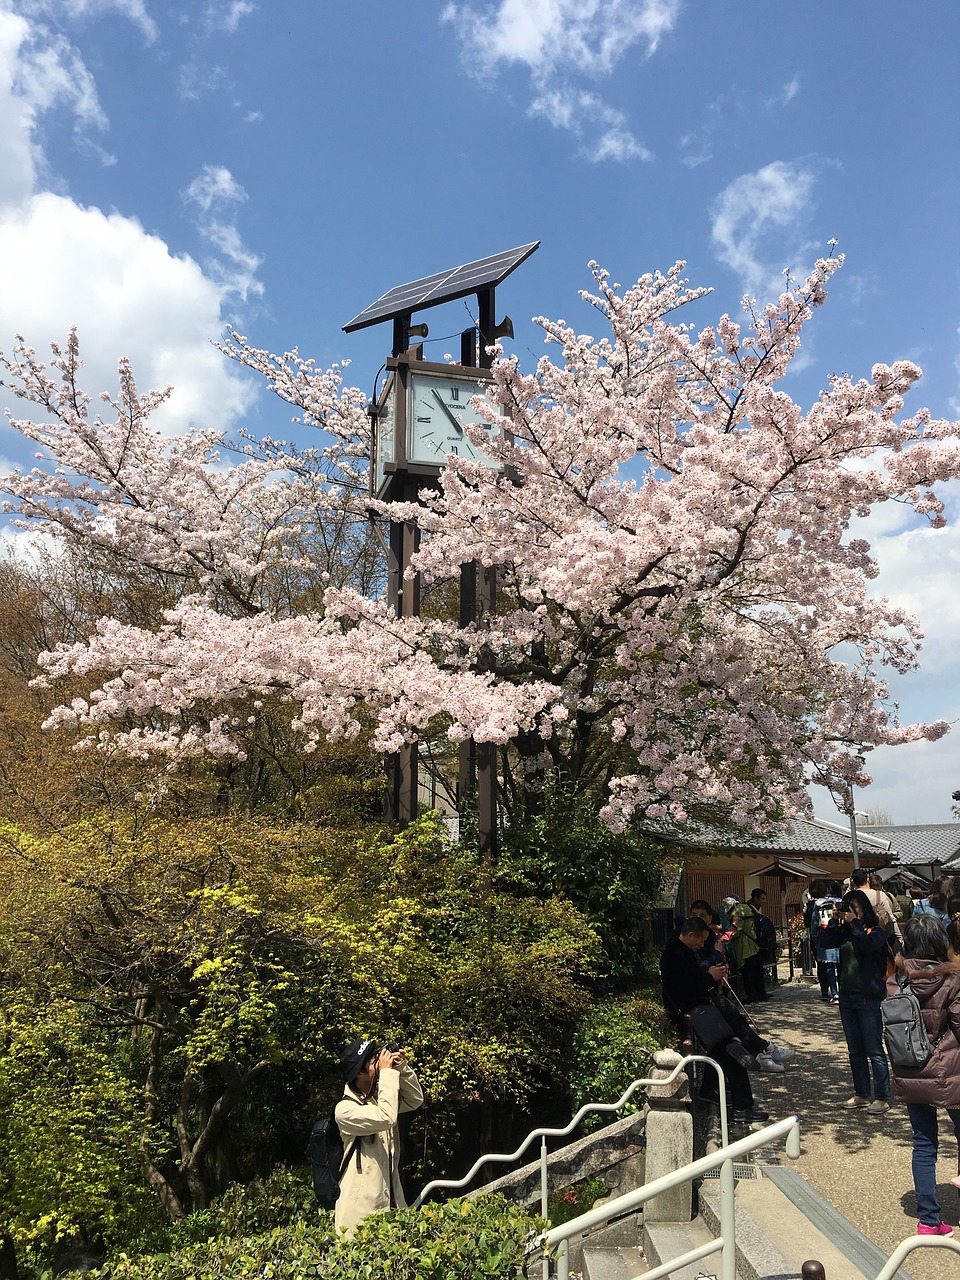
[343,242,539,853]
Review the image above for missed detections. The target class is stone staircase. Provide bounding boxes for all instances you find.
[576,1164,915,1280]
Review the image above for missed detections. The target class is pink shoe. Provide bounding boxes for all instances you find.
[917,1222,954,1236]
[950,1175,960,1190]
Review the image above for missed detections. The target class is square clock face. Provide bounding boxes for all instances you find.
[406,371,499,467]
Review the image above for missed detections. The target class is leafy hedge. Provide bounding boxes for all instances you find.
[569,994,673,1131]
[101,1194,543,1280]
[166,1168,317,1247]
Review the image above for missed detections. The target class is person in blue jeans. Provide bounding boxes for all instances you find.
[823,889,892,1114]
[890,915,960,1236]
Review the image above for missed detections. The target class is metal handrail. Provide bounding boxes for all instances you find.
[413,1053,729,1213]
[873,1234,960,1280]
[536,1114,802,1280]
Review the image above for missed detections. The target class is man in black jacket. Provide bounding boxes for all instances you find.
[660,917,767,1122]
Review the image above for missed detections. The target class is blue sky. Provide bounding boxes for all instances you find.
[0,0,959,825]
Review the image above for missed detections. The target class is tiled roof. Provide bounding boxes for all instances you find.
[652,815,892,858]
[861,824,960,868]
[650,814,960,870]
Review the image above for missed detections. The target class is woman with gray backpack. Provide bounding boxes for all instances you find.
[889,915,960,1237]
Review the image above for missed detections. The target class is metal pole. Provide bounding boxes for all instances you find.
[541,1134,551,1280]
[556,1237,569,1280]
[848,796,860,871]
[719,1154,736,1280]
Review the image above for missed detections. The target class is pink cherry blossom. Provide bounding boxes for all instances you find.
[2,254,958,833]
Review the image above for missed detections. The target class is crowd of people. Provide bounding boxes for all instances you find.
[659,871,960,1239]
[323,870,960,1241]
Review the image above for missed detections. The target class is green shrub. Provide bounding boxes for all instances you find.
[547,1175,609,1226]
[569,994,673,1131]
[101,1195,543,1280]
[167,1167,316,1245]
[496,790,666,985]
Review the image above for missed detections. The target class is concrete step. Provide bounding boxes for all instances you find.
[643,1216,721,1280]
[698,1166,915,1280]
[582,1245,649,1280]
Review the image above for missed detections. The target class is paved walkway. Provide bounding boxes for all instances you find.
[744,969,959,1280]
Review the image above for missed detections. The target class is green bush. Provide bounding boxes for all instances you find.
[496,790,666,986]
[547,1175,609,1226]
[569,994,673,1131]
[101,1195,543,1280]
[167,1167,316,1246]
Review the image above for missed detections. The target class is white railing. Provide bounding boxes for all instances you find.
[414,1054,731,1220]
[535,1114,802,1280]
[873,1234,960,1279]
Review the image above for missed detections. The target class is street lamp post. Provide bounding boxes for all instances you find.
[842,787,870,872]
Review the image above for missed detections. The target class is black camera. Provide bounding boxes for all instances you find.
[385,1040,402,1052]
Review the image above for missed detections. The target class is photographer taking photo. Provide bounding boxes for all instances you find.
[334,1037,423,1235]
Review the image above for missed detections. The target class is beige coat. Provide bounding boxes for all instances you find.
[334,1061,423,1235]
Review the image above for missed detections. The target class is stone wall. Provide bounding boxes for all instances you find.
[464,1109,646,1211]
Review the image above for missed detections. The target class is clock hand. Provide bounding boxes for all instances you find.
[431,388,464,433]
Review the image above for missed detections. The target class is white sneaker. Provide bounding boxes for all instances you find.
[767,1043,796,1064]
[756,1051,786,1073]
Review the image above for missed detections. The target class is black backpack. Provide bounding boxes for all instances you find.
[880,973,939,1070]
[309,1112,361,1209]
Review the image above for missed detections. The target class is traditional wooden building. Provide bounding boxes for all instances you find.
[655,815,960,928]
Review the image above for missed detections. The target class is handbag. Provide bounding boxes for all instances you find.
[689,1002,735,1051]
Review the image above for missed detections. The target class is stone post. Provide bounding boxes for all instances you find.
[642,1048,694,1222]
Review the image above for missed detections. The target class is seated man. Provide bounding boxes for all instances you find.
[687,903,794,1073]
[660,916,768,1122]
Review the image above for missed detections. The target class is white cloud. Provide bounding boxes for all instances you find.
[444,0,680,79]
[0,9,259,447]
[183,163,263,304]
[202,1,255,34]
[776,74,800,106]
[813,730,960,827]
[0,193,256,434]
[19,1,158,42]
[0,5,115,205]
[866,493,960,678]
[529,87,652,162]
[0,9,38,204]
[178,58,228,102]
[710,159,820,300]
[593,125,651,164]
[184,163,246,215]
[442,1,675,162]
[810,489,960,824]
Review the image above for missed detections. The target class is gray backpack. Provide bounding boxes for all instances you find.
[880,974,939,1070]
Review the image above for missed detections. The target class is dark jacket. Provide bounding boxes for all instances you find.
[890,957,960,1108]
[822,918,889,1000]
[660,935,715,1022]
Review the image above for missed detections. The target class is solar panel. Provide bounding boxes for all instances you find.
[343,241,539,333]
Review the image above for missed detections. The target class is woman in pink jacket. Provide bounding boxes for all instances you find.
[891,916,960,1236]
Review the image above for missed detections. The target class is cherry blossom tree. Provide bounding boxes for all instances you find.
[2,253,958,832]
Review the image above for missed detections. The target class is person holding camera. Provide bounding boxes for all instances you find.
[822,890,892,1114]
[334,1037,423,1235]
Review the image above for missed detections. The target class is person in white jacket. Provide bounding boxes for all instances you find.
[334,1038,424,1235]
